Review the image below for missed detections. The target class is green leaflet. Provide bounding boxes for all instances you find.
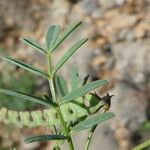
[70,67,79,90]
[51,21,82,52]
[55,75,68,97]
[25,135,67,143]
[20,38,46,54]
[46,25,60,51]
[0,93,110,128]
[61,80,108,104]
[71,112,115,132]
[52,38,88,75]
[0,89,51,106]
[0,103,88,127]
[2,57,49,78]
[6,109,19,124]
[132,139,150,150]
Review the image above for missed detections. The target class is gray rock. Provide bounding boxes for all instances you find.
[113,40,150,89]
[110,82,148,130]
[99,0,125,9]
[76,0,102,18]
[117,28,134,42]
[50,0,70,25]
[70,123,118,150]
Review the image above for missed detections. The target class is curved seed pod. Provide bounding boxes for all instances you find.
[19,111,32,127]
[31,110,45,127]
[61,103,88,124]
[7,110,19,124]
[43,108,60,126]
[0,94,111,128]
[0,108,7,122]
[0,103,88,128]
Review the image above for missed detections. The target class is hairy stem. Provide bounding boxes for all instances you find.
[47,53,74,150]
[84,125,97,150]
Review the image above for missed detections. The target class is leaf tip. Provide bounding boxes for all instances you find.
[19,37,23,41]
[77,20,82,26]
[1,56,8,61]
[84,38,88,43]
[103,80,109,84]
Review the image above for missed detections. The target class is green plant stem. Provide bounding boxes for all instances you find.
[49,77,74,150]
[84,108,109,150]
[132,139,150,150]
[84,125,97,150]
[47,53,74,150]
[47,54,58,134]
[54,139,64,150]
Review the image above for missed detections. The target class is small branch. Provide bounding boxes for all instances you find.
[132,139,150,150]
[84,125,97,150]
[85,108,109,150]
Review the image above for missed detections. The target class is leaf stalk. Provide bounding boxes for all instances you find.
[46,53,74,150]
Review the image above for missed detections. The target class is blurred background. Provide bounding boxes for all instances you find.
[0,0,150,150]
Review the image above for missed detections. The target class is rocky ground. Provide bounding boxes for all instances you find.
[0,0,150,150]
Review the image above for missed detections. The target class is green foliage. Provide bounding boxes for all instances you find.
[139,120,150,132]
[0,89,52,106]
[2,57,49,78]
[70,67,79,90]
[71,112,114,132]
[61,79,108,103]
[52,38,88,75]
[0,21,114,150]
[55,75,68,97]
[50,21,82,52]
[46,25,60,51]
[0,64,37,111]
[20,38,46,54]
[25,134,66,143]
[132,139,150,150]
